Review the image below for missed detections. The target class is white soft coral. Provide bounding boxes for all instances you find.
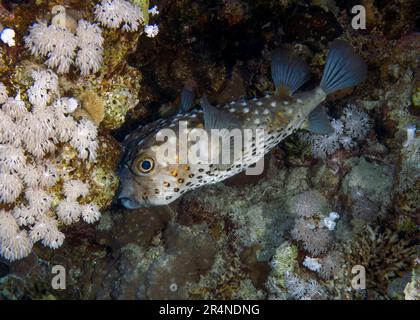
[300,119,343,159]
[25,22,78,74]
[94,0,144,31]
[0,109,21,146]
[30,215,65,249]
[0,82,8,104]
[0,144,26,174]
[81,204,101,223]
[75,20,104,76]
[56,199,82,225]
[300,105,372,159]
[70,118,99,161]
[63,179,89,201]
[342,104,371,139]
[0,172,24,204]
[27,70,59,108]
[25,17,104,75]
[0,211,33,261]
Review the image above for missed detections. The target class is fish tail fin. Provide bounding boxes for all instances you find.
[271,48,310,96]
[320,40,367,95]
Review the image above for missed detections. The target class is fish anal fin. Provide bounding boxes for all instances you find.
[307,105,334,135]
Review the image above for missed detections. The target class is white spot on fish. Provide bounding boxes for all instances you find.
[229,108,235,112]
[284,101,289,105]
[270,101,276,107]
[241,101,247,106]
[256,101,263,106]
[243,107,249,113]
[254,118,261,124]
[254,110,259,115]
[230,101,235,105]
[263,109,270,114]
[297,99,303,104]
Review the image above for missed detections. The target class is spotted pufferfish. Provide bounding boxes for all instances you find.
[118,40,367,208]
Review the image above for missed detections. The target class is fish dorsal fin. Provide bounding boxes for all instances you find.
[271,48,310,96]
[306,105,334,135]
[200,96,241,132]
[179,86,196,113]
[200,97,242,167]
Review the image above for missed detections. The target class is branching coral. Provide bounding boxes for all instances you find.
[0,69,101,261]
[343,226,417,298]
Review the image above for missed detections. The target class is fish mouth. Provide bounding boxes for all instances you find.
[118,197,142,209]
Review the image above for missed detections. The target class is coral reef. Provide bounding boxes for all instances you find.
[0,0,151,262]
[0,0,418,301]
[0,68,115,261]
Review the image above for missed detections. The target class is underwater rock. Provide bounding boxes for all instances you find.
[341,157,394,228]
[145,223,216,299]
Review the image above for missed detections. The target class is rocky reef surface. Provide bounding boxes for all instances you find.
[0,0,419,300]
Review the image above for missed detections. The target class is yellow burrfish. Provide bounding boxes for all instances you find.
[118,40,366,208]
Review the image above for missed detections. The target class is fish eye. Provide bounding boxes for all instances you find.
[134,156,155,174]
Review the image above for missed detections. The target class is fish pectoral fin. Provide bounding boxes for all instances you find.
[271,48,310,96]
[179,84,196,113]
[306,105,334,135]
